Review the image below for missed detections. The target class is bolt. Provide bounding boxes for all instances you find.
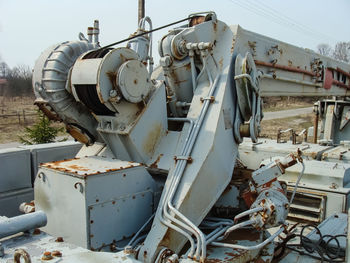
[42,251,53,260]
[109,90,118,97]
[55,237,64,242]
[52,251,62,257]
[33,228,41,235]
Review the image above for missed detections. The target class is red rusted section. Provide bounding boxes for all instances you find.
[189,16,206,27]
[149,154,164,168]
[33,228,41,235]
[324,68,333,89]
[242,188,257,207]
[333,79,350,89]
[52,251,62,257]
[335,67,350,78]
[254,60,316,77]
[324,68,350,89]
[55,237,64,242]
[42,251,53,260]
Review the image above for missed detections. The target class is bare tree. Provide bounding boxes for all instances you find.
[6,64,33,97]
[332,42,350,63]
[317,43,332,57]
[0,62,10,78]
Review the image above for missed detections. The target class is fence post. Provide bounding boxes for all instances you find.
[23,109,26,125]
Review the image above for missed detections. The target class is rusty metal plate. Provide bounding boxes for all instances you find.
[41,156,141,178]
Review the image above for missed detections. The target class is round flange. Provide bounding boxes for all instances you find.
[117,60,150,103]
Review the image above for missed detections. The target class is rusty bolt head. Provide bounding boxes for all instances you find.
[42,251,53,260]
[52,251,62,257]
[33,228,41,235]
[55,237,64,242]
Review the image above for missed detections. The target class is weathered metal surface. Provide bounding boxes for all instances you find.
[0,147,31,192]
[19,141,82,182]
[41,156,141,177]
[35,157,156,249]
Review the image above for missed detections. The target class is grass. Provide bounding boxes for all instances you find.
[260,113,314,142]
[0,96,67,144]
[263,97,314,112]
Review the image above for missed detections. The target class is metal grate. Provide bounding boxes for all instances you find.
[287,188,326,223]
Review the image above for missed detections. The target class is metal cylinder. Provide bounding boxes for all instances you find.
[138,0,145,23]
[93,20,99,44]
[0,211,47,239]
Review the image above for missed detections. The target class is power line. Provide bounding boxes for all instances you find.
[227,0,336,44]
[249,0,337,42]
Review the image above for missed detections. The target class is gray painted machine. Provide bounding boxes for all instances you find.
[1,12,350,263]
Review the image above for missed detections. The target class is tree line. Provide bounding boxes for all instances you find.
[0,61,33,97]
[317,42,350,63]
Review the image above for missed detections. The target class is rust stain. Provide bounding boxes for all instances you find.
[149,154,164,168]
[143,123,163,155]
[213,22,217,32]
[189,16,206,27]
[218,58,223,69]
[67,164,89,171]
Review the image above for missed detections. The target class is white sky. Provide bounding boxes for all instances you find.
[0,0,349,68]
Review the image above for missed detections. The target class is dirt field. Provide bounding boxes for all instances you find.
[0,96,66,144]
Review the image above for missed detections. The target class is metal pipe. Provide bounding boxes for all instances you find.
[234,207,264,222]
[211,227,284,251]
[165,74,221,260]
[254,60,317,77]
[224,219,254,239]
[313,109,319,143]
[262,74,322,87]
[0,211,47,239]
[87,27,93,43]
[160,118,196,258]
[289,162,305,204]
[189,50,197,93]
[127,213,155,247]
[93,20,99,44]
[206,226,231,244]
[138,0,145,23]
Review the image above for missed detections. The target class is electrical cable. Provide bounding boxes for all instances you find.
[274,224,346,262]
[247,0,337,42]
[227,0,336,44]
[95,17,191,52]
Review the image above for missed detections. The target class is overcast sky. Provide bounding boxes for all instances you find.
[0,0,349,69]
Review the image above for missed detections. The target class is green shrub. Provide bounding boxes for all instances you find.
[19,110,65,144]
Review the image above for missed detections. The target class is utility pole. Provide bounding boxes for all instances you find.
[138,0,145,23]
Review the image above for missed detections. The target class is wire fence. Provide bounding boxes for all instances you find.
[0,109,37,125]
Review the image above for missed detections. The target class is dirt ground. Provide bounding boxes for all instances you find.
[0,96,316,144]
[0,96,66,144]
